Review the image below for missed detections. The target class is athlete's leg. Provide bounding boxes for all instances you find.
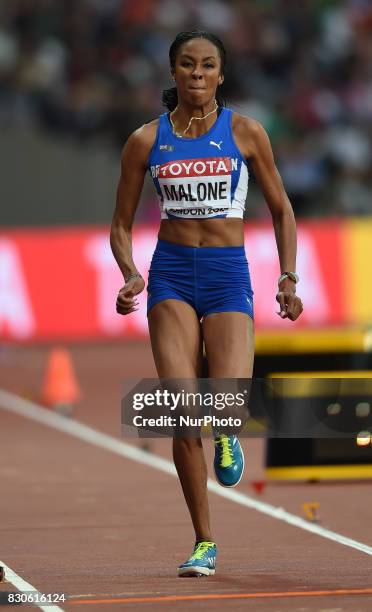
[203,312,254,487]
[148,299,212,542]
[202,312,254,378]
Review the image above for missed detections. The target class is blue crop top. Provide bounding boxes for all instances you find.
[147,107,249,220]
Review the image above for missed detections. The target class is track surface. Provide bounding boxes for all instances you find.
[1,342,372,611]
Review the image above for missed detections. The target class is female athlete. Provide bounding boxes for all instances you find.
[110,31,303,577]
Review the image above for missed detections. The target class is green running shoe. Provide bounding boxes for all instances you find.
[177,541,217,577]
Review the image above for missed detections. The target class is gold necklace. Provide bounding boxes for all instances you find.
[169,100,218,138]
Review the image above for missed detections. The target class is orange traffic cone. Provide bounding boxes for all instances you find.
[41,347,81,416]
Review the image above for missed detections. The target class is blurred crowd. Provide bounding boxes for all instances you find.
[0,0,371,218]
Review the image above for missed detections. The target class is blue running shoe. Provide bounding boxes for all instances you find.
[177,541,217,577]
[214,434,244,487]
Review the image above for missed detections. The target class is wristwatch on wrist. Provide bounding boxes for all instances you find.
[278,271,299,285]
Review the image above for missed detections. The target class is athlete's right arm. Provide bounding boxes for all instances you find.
[110,122,157,315]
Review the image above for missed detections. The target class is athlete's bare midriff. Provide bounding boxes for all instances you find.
[158,217,244,247]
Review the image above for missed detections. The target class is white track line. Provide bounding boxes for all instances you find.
[1,389,372,558]
[0,561,64,611]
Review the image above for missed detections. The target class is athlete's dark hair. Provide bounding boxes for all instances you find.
[162,31,227,111]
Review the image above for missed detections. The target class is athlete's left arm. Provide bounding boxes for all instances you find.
[235,116,303,321]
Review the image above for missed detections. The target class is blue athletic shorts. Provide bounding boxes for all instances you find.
[147,240,254,320]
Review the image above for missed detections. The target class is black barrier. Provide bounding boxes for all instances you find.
[265,373,372,479]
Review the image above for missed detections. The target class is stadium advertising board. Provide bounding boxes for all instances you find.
[0,220,368,341]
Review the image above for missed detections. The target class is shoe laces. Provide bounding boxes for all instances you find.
[215,434,234,468]
[190,541,215,560]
